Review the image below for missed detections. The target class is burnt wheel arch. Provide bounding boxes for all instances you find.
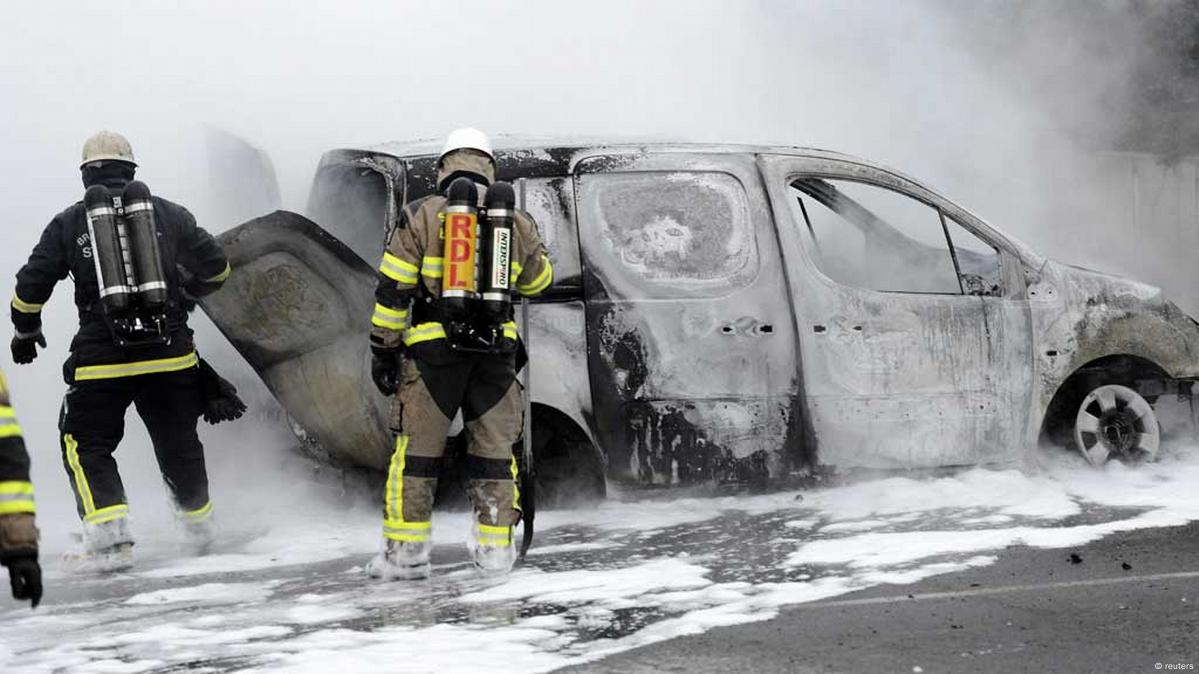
[528,404,607,507]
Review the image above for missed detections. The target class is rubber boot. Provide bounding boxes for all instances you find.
[182,518,217,556]
[470,522,515,576]
[366,538,431,580]
[63,518,134,573]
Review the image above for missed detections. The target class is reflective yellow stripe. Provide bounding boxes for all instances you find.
[476,523,512,547]
[204,262,232,283]
[379,252,419,284]
[64,433,96,515]
[181,501,213,521]
[421,256,444,279]
[501,321,518,341]
[74,352,199,381]
[517,257,553,295]
[0,405,21,439]
[510,453,521,514]
[84,504,129,524]
[403,322,448,347]
[385,435,408,522]
[0,481,35,515]
[0,482,34,496]
[10,294,43,314]
[382,518,431,542]
[371,303,409,331]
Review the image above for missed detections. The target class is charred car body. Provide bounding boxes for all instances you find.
[202,142,1199,498]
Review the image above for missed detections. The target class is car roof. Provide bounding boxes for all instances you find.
[354,136,860,167]
[319,137,1044,268]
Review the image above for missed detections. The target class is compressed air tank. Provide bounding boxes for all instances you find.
[480,181,515,322]
[83,185,133,315]
[440,177,480,318]
[121,181,168,312]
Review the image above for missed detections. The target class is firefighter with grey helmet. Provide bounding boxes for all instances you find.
[366,128,553,579]
[0,368,41,607]
[10,131,245,571]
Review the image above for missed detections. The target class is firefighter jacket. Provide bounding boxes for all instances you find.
[370,193,554,353]
[11,191,229,382]
[0,368,35,525]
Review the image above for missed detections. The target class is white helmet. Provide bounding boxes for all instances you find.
[439,127,494,163]
[81,131,137,168]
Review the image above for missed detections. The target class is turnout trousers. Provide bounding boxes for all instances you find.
[58,367,211,527]
[383,351,522,547]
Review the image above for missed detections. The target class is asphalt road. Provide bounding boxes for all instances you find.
[567,522,1199,674]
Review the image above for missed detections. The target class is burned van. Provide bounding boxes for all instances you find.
[202,142,1199,498]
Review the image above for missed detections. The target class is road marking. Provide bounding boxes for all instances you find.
[802,570,1199,609]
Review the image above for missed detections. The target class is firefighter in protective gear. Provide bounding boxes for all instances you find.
[10,131,231,568]
[366,129,553,579]
[0,369,41,607]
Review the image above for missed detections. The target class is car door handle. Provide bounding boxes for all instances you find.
[813,324,863,334]
[720,319,774,336]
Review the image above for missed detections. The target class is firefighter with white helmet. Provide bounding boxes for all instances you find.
[366,128,553,579]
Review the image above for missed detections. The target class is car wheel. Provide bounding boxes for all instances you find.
[1073,384,1160,466]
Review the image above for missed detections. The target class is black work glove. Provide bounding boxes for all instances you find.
[198,358,247,424]
[11,333,46,365]
[2,554,42,608]
[371,346,402,396]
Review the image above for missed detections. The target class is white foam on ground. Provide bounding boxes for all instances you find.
[460,558,711,606]
[124,581,280,605]
[5,447,1199,672]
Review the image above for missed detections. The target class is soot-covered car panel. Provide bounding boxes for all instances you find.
[201,142,1199,492]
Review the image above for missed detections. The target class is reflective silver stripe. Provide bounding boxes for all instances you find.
[481,292,508,302]
[379,256,419,284]
[14,329,42,340]
[0,493,34,504]
[442,289,472,298]
[87,206,117,217]
[124,201,153,213]
[445,205,474,214]
[137,281,168,293]
[99,285,134,298]
[486,208,513,218]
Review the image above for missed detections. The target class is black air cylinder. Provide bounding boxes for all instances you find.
[121,181,168,312]
[84,185,133,315]
[481,181,515,322]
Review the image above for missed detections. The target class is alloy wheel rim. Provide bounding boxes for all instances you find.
[1074,384,1159,466]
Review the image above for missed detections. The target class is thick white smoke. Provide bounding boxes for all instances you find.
[0,0,1188,550]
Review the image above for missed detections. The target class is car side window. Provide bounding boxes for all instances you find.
[521,177,581,288]
[789,177,999,296]
[578,171,758,295]
[943,215,1003,297]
